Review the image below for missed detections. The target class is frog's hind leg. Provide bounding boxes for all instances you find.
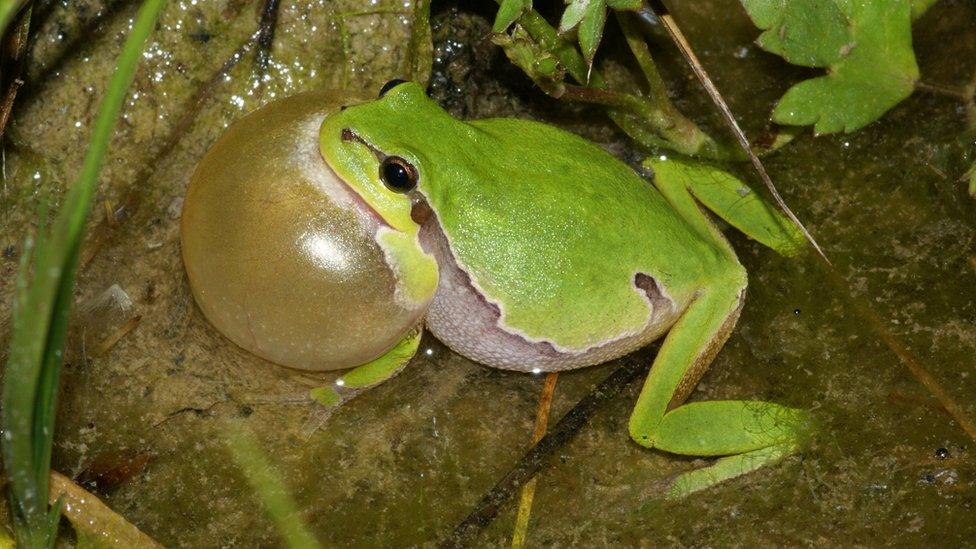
[628,283,813,499]
[301,328,422,438]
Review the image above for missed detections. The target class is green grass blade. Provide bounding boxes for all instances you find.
[1,0,167,545]
[224,424,322,549]
[0,0,28,38]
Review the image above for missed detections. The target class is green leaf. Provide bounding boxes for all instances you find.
[576,0,607,64]
[559,0,591,34]
[741,0,919,134]
[493,0,531,33]
[558,0,640,64]
[491,25,567,96]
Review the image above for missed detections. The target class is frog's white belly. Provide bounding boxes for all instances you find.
[419,220,683,372]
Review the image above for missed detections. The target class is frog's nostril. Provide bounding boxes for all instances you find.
[340,105,348,111]
[341,128,354,141]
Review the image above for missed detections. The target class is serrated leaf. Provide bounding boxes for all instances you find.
[741,0,919,134]
[493,0,531,33]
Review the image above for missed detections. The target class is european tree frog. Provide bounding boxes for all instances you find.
[183,80,814,498]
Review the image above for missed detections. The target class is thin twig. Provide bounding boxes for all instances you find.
[253,0,281,74]
[916,81,970,101]
[639,1,829,263]
[18,0,139,113]
[93,315,141,357]
[440,360,648,547]
[49,470,163,548]
[824,267,976,440]
[510,373,558,549]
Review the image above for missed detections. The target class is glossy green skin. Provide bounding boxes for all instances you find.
[316,82,813,498]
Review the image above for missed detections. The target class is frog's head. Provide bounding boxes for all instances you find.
[319,80,461,234]
[319,80,450,308]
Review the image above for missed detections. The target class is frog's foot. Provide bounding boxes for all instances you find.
[300,328,422,439]
[627,281,815,499]
[648,400,814,499]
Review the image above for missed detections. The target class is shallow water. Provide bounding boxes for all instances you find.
[1,0,975,545]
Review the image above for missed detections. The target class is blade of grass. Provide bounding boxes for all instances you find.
[1,0,166,546]
[0,0,28,39]
[0,3,32,141]
[224,422,322,549]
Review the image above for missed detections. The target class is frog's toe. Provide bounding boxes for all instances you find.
[663,442,800,499]
[299,404,340,440]
[246,391,314,406]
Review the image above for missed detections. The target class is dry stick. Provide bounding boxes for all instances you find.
[254,0,281,73]
[49,470,163,548]
[642,1,976,441]
[93,315,141,357]
[510,373,558,549]
[826,267,976,440]
[916,81,971,101]
[17,0,140,113]
[639,1,828,262]
[441,360,648,547]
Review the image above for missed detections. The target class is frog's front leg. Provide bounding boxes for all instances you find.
[628,279,814,499]
[301,328,422,437]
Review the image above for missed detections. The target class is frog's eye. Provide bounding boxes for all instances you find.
[380,156,418,193]
[379,79,408,98]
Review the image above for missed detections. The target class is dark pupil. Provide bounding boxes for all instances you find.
[382,159,415,192]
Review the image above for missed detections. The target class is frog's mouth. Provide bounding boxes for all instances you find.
[324,155,393,231]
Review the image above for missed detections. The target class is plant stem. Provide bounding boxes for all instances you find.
[504,5,734,158]
[510,373,558,549]
[637,1,826,260]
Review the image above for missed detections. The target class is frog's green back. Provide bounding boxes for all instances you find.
[422,116,726,351]
[322,83,732,352]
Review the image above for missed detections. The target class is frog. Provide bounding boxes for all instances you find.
[307,79,814,498]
